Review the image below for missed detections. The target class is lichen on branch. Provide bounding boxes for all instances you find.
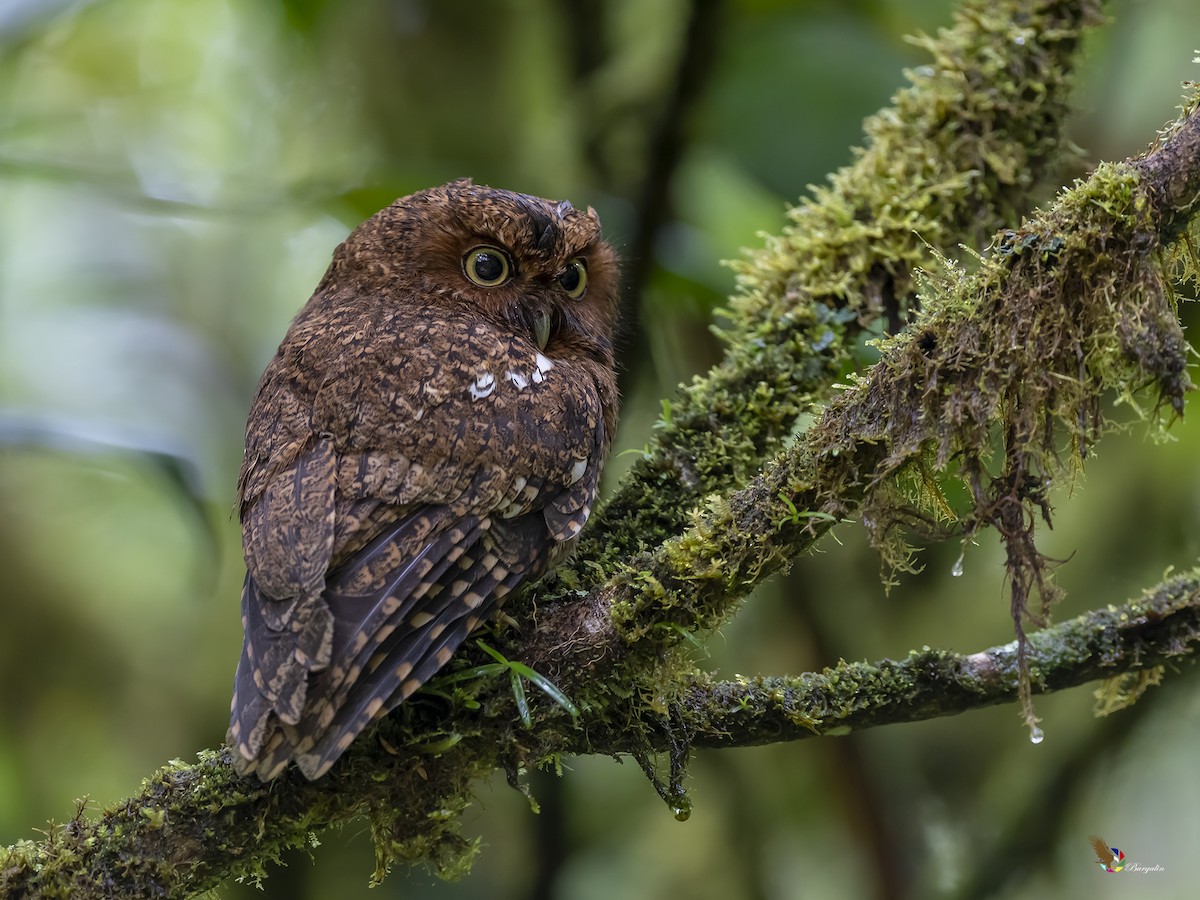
[562,0,1106,577]
[566,100,1199,712]
[676,566,1200,749]
[4,565,1196,899]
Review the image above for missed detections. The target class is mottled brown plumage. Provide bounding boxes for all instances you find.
[227,179,620,780]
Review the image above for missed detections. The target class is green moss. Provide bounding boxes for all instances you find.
[592,125,1196,749]
[1092,667,1165,714]
[795,161,1190,727]
[674,571,1200,752]
[549,0,1105,595]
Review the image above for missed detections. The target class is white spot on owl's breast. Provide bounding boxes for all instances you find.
[469,372,496,400]
[532,352,554,384]
[498,353,554,393]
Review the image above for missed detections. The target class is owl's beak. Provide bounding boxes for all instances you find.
[533,310,551,351]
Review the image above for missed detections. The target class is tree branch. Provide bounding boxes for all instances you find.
[675,568,1200,750]
[533,85,1200,683]
[3,567,1196,898]
[559,0,1105,572]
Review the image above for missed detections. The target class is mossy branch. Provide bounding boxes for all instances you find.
[540,90,1199,684]
[3,568,1196,898]
[570,567,1200,753]
[562,0,1104,574]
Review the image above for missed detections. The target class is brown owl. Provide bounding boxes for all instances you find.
[227,179,620,780]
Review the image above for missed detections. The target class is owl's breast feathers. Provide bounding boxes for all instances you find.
[229,306,611,780]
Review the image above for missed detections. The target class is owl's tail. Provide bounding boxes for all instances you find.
[227,508,552,781]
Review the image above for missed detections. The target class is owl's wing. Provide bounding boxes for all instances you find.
[296,511,556,779]
[230,323,610,780]
[227,438,337,759]
[229,452,600,781]
[281,428,606,780]
[232,490,564,780]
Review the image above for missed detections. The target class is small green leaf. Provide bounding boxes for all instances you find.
[411,733,463,754]
[476,641,510,666]
[653,622,708,657]
[510,670,531,727]
[475,640,581,719]
[431,662,508,685]
[508,661,581,717]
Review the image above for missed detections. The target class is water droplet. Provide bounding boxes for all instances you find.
[672,805,691,822]
[1029,726,1044,744]
[951,553,965,577]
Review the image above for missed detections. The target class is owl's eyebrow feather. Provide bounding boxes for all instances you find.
[511,194,564,258]
[535,220,559,255]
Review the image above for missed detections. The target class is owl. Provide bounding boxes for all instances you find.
[226,179,620,781]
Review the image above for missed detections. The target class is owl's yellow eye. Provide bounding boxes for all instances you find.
[463,245,513,286]
[557,258,587,299]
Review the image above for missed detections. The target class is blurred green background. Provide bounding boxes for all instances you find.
[1,0,1198,897]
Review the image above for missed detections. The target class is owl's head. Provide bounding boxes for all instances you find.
[330,179,620,360]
